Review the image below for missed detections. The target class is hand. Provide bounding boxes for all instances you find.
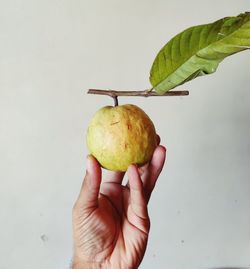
[72,145,166,269]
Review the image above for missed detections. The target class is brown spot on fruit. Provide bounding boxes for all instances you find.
[110,121,120,125]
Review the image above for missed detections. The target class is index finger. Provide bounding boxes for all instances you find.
[142,145,166,203]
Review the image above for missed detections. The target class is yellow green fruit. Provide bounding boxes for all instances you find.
[86,104,157,172]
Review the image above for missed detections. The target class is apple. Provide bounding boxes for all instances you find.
[86,104,157,172]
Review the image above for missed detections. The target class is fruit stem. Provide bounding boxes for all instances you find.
[113,96,118,106]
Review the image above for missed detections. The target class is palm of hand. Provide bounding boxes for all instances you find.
[74,181,149,269]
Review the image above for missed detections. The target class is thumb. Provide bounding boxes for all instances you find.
[75,155,102,212]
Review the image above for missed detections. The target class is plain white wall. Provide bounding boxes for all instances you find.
[0,1,250,268]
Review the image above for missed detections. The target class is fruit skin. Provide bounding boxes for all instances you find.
[86,104,157,172]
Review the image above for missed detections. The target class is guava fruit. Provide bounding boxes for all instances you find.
[86,104,157,172]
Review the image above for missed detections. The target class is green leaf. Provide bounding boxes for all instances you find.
[149,12,250,94]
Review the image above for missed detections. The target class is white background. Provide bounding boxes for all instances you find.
[0,1,250,268]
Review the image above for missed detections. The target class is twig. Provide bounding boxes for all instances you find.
[88,89,189,97]
[87,89,189,106]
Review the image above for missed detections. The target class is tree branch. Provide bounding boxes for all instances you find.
[88,89,189,97]
[87,89,189,106]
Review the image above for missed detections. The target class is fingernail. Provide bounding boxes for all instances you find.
[127,163,137,172]
[132,163,138,169]
[138,167,144,176]
[161,145,167,152]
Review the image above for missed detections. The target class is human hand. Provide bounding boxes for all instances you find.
[72,144,166,269]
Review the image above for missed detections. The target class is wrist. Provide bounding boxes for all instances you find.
[72,257,104,269]
[72,262,103,269]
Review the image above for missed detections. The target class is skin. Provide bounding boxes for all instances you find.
[87,104,157,172]
[72,141,166,269]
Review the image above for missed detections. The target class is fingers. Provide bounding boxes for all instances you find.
[103,171,125,184]
[143,145,166,203]
[137,133,160,177]
[74,155,102,212]
[127,165,148,220]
